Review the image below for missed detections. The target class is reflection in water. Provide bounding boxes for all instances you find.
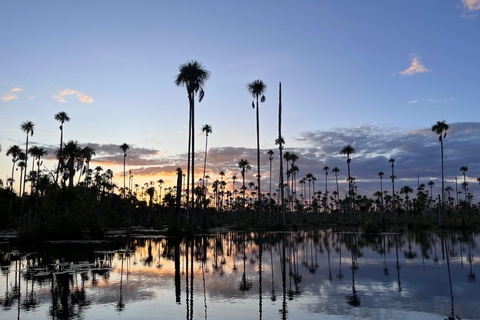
[1,229,480,319]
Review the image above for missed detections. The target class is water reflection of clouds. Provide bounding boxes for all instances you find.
[1,230,479,319]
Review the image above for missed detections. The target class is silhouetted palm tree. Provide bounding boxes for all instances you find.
[120,143,129,198]
[82,146,96,187]
[432,120,449,207]
[54,111,70,185]
[378,171,384,209]
[248,79,266,225]
[202,124,212,188]
[268,150,274,209]
[389,158,396,213]
[6,145,21,191]
[175,60,210,214]
[58,140,84,189]
[238,159,251,206]
[340,145,354,210]
[20,121,35,195]
[460,166,468,201]
[332,167,340,207]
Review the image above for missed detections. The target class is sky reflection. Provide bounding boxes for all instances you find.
[1,229,479,320]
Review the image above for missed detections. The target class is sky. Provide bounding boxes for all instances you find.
[1,0,480,200]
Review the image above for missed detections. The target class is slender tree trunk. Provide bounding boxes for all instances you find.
[278,82,285,225]
[23,135,29,195]
[123,155,126,198]
[55,125,63,186]
[186,96,192,216]
[10,162,16,192]
[440,138,444,224]
[191,93,196,222]
[256,94,262,226]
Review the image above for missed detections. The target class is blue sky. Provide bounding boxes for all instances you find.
[1,1,480,199]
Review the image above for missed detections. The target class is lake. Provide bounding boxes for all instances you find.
[1,228,479,320]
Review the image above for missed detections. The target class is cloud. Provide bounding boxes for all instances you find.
[409,100,419,104]
[53,88,94,103]
[462,0,480,11]
[1,87,24,102]
[1,93,17,102]
[399,54,430,76]
[29,96,35,100]
[41,123,480,199]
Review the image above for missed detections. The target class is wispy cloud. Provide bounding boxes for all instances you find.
[399,54,430,76]
[462,0,480,11]
[53,88,94,103]
[409,100,419,104]
[1,93,17,102]
[1,87,23,102]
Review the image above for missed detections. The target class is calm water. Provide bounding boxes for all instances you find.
[0,229,479,320]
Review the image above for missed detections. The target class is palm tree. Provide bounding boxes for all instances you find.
[323,166,329,208]
[268,150,274,209]
[29,146,47,192]
[6,145,21,191]
[238,159,251,206]
[20,121,35,195]
[432,120,449,208]
[54,111,71,185]
[332,167,340,208]
[378,171,384,209]
[175,60,210,215]
[158,179,164,205]
[58,140,85,189]
[248,79,266,225]
[389,158,396,213]
[460,166,468,201]
[82,146,96,187]
[202,124,212,189]
[428,181,435,200]
[120,143,130,198]
[340,145,355,210]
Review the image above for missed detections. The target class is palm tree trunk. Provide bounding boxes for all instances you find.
[186,97,192,215]
[23,135,29,195]
[278,82,285,225]
[55,125,63,186]
[191,93,195,221]
[256,94,262,226]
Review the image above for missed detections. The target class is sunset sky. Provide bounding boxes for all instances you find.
[1,1,480,199]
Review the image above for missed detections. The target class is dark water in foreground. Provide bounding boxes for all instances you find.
[0,229,479,320]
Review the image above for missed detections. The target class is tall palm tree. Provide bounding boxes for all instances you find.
[158,179,164,205]
[202,124,212,189]
[332,167,340,208]
[175,60,210,214]
[432,120,449,207]
[378,171,384,209]
[268,150,274,208]
[120,143,130,198]
[389,158,396,213]
[6,145,21,191]
[460,166,468,201]
[238,159,251,206]
[248,79,266,225]
[340,145,355,210]
[20,121,35,195]
[54,111,71,185]
[323,166,329,209]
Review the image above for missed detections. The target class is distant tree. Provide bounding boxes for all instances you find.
[20,121,35,195]
[120,143,130,198]
[432,120,449,206]
[6,145,21,191]
[54,111,71,185]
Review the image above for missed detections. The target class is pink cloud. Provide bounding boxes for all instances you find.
[53,88,94,103]
[1,93,17,102]
[399,54,430,76]
[462,0,480,11]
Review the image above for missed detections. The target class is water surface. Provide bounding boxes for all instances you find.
[1,229,479,319]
